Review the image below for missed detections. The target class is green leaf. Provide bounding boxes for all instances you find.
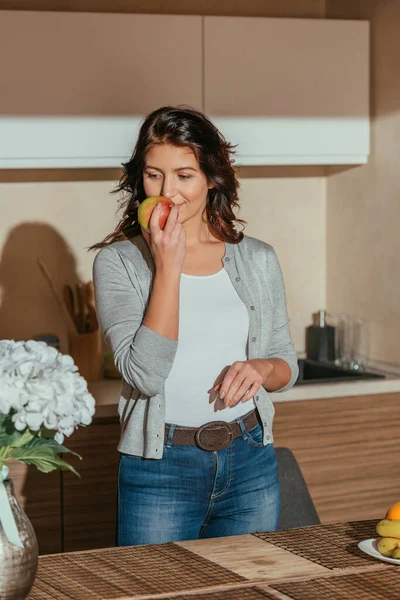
[7,447,80,477]
[0,428,34,447]
[25,437,81,459]
[0,431,23,446]
[0,413,18,441]
[10,429,34,448]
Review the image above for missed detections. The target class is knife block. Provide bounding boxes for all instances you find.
[68,329,103,381]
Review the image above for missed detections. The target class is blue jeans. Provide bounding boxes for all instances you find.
[117,418,280,546]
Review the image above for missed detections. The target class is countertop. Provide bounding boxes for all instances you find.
[270,362,400,402]
[88,361,400,419]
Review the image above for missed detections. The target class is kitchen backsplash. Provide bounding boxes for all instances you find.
[0,175,326,353]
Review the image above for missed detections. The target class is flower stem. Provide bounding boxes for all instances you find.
[0,446,12,469]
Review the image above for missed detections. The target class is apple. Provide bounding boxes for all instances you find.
[138,196,174,233]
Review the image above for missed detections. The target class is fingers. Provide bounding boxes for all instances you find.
[216,361,262,407]
[178,225,186,245]
[149,203,179,238]
[148,202,162,236]
[233,382,257,407]
[162,204,180,235]
[224,377,253,407]
[217,362,243,402]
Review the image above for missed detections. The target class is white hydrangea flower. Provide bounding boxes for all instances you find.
[0,340,96,443]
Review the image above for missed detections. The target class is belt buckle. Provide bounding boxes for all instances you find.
[194,421,233,452]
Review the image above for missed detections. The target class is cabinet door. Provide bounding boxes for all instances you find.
[0,12,202,115]
[204,16,369,164]
[62,418,120,552]
[7,463,62,555]
[273,393,400,523]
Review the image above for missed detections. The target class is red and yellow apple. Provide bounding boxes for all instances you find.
[138,196,174,233]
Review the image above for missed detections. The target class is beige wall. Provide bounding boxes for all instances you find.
[0,172,326,353]
[237,173,326,353]
[0,0,326,355]
[325,0,400,364]
[0,181,119,352]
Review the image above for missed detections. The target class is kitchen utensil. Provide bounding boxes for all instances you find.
[62,284,74,318]
[85,281,98,333]
[62,284,80,331]
[37,259,78,335]
[75,283,87,334]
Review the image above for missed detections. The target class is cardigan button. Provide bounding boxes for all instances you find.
[235,277,240,282]
[251,337,256,342]
[250,306,255,310]
[225,257,230,262]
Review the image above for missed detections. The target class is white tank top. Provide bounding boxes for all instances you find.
[164,267,254,427]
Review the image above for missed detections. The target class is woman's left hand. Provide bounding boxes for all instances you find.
[213,359,274,407]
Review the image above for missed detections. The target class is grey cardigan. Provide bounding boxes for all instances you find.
[93,233,298,458]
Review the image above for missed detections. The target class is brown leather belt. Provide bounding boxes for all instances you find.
[164,409,261,452]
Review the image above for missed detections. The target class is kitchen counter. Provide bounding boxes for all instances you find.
[270,366,400,402]
[88,361,400,416]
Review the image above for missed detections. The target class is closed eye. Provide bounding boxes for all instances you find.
[144,170,192,181]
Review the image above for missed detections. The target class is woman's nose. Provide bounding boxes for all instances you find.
[161,176,177,198]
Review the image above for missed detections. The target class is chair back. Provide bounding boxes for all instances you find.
[275,447,321,530]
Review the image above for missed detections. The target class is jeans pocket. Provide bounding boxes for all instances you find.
[244,423,264,448]
[120,445,169,462]
[120,453,143,461]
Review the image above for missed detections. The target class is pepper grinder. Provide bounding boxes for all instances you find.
[305,309,335,363]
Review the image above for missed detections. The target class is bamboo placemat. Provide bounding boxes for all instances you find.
[271,567,400,600]
[253,520,380,569]
[162,588,277,600]
[27,543,245,600]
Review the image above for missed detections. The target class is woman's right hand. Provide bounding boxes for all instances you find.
[143,204,186,274]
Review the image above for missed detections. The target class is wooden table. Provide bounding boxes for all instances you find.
[28,520,397,600]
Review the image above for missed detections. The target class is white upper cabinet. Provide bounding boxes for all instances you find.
[204,16,369,165]
[0,11,202,168]
[0,12,369,168]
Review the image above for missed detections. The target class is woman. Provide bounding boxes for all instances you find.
[92,106,298,546]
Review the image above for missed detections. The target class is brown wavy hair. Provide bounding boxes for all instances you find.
[90,106,246,250]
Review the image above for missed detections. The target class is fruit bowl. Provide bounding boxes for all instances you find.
[358,538,400,565]
[360,502,400,564]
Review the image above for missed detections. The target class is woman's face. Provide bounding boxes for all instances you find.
[143,143,213,226]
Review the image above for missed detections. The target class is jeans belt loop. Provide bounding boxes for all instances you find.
[165,424,176,448]
[237,415,249,439]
